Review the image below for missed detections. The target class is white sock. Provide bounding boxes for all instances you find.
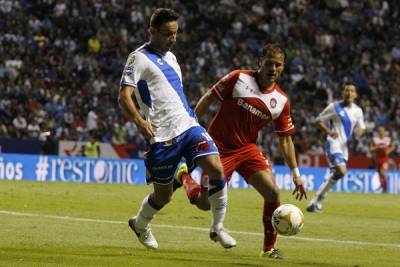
[208,179,227,231]
[134,194,159,230]
[316,178,335,201]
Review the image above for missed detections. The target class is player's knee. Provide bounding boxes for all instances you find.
[207,164,224,180]
[333,169,346,180]
[152,194,172,208]
[263,185,280,202]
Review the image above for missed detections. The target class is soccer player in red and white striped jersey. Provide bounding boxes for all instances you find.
[370,126,395,193]
[194,43,307,259]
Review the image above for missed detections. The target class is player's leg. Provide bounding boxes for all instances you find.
[247,169,284,259]
[196,154,236,248]
[174,162,205,208]
[307,153,346,212]
[129,141,180,249]
[183,126,236,248]
[177,155,234,211]
[236,148,283,258]
[129,182,174,249]
[378,161,388,193]
[184,171,210,211]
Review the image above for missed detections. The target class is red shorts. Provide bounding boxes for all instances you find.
[376,157,389,170]
[219,144,271,182]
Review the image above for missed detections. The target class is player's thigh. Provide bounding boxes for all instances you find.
[200,154,240,182]
[247,169,279,202]
[145,141,182,185]
[236,149,277,199]
[196,154,224,179]
[182,126,221,173]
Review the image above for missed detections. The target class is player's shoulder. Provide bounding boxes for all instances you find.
[126,45,148,63]
[225,69,254,80]
[272,83,289,98]
[352,103,363,113]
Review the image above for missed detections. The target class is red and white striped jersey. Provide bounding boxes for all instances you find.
[208,69,295,151]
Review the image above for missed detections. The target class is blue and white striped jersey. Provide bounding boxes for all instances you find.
[316,101,365,159]
[120,44,198,143]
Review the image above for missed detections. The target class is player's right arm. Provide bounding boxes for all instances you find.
[315,103,338,138]
[195,89,217,119]
[119,51,157,139]
[119,85,156,139]
[195,70,240,119]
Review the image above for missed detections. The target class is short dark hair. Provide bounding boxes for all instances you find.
[150,8,179,29]
[342,81,358,92]
[260,43,286,61]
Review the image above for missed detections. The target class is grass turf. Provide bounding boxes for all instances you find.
[0,180,399,266]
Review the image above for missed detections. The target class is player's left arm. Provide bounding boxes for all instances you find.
[354,109,366,138]
[278,135,307,200]
[274,100,307,200]
[195,89,217,119]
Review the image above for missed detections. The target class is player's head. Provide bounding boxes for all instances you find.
[377,126,386,137]
[149,8,179,52]
[257,43,286,87]
[341,82,358,104]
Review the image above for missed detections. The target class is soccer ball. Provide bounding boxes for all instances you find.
[271,204,304,236]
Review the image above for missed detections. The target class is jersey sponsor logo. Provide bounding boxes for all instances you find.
[270,98,277,108]
[237,98,269,120]
[157,58,164,65]
[124,65,134,75]
[196,140,210,152]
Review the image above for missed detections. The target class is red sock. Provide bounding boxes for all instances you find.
[181,173,201,204]
[262,201,280,252]
[379,174,387,192]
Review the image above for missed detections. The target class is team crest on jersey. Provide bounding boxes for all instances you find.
[270,98,277,108]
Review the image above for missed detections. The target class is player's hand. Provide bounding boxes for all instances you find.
[137,119,158,139]
[328,131,338,139]
[292,176,307,201]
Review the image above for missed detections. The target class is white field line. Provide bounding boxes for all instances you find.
[1,210,399,249]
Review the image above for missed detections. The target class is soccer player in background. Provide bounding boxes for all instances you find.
[370,126,395,193]
[307,83,366,212]
[192,43,307,259]
[118,8,236,250]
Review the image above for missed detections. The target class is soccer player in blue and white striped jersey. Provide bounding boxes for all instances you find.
[119,8,236,249]
[307,82,366,212]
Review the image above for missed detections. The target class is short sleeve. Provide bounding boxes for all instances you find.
[315,103,336,123]
[273,100,296,136]
[356,109,366,129]
[211,70,240,101]
[120,52,145,88]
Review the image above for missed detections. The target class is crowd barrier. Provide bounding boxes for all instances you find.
[1,153,399,194]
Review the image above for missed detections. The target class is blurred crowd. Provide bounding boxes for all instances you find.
[0,0,399,161]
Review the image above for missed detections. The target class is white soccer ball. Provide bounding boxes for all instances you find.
[271,204,304,236]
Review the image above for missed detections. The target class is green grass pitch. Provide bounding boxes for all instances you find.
[0,180,399,266]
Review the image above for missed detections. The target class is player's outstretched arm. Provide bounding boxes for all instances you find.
[278,135,307,200]
[119,85,157,139]
[194,89,217,119]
